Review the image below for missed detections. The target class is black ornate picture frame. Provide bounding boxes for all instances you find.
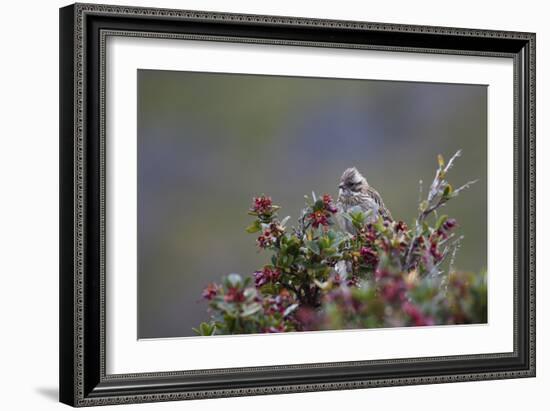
[59,3,535,407]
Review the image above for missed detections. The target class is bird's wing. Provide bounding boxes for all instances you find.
[366,186,393,221]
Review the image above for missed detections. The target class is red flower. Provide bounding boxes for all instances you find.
[224,287,245,303]
[394,221,408,233]
[202,283,219,300]
[381,279,407,302]
[366,232,377,243]
[403,301,434,326]
[305,194,338,228]
[437,218,458,239]
[294,306,317,330]
[374,268,390,280]
[360,246,378,266]
[253,266,281,288]
[322,194,338,214]
[264,289,294,316]
[269,222,285,237]
[307,210,330,228]
[429,240,442,261]
[257,234,273,249]
[449,276,468,297]
[346,275,360,287]
[251,196,273,215]
[443,218,457,230]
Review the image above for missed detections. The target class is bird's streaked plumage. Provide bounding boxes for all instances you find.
[336,167,393,226]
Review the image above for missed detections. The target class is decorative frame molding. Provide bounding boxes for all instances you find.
[60,3,535,407]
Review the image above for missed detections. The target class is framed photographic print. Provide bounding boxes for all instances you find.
[59,3,536,407]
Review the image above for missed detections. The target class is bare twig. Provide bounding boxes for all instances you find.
[404,150,475,272]
[448,235,464,274]
[454,179,479,196]
[443,149,462,174]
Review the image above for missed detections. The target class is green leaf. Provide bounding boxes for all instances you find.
[318,236,330,249]
[215,301,233,313]
[305,240,320,255]
[349,209,365,223]
[324,247,337,256]
[313,199,325,211]
[259,283,277,295]
[280,216,291,227]
[331,234,346,248]
[341,212,353,223]
[435,214,448,230]
[226,273,242,288]
[279,255,289,266]
[241,303,262,317]
[193,322,216,336]
[243,287,257,300]
[245,220,262,233]
[201,322,214,336]
[422,221,430,234]
[374,216,385,232]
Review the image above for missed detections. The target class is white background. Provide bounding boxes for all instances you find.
[107,37,514,373]
[0,0,546,410]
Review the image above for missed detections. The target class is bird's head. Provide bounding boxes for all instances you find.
[338,167,368,199]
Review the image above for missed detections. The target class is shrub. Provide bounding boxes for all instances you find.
[194,151,486,335]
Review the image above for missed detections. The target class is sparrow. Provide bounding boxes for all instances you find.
[337,167,393,225]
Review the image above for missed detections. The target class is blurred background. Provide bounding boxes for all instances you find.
[137,69,487,338]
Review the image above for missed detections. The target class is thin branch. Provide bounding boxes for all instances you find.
[443,149,462,174]
[453,179,479,196]
[447,235,464,274]
[405,150,474,272]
